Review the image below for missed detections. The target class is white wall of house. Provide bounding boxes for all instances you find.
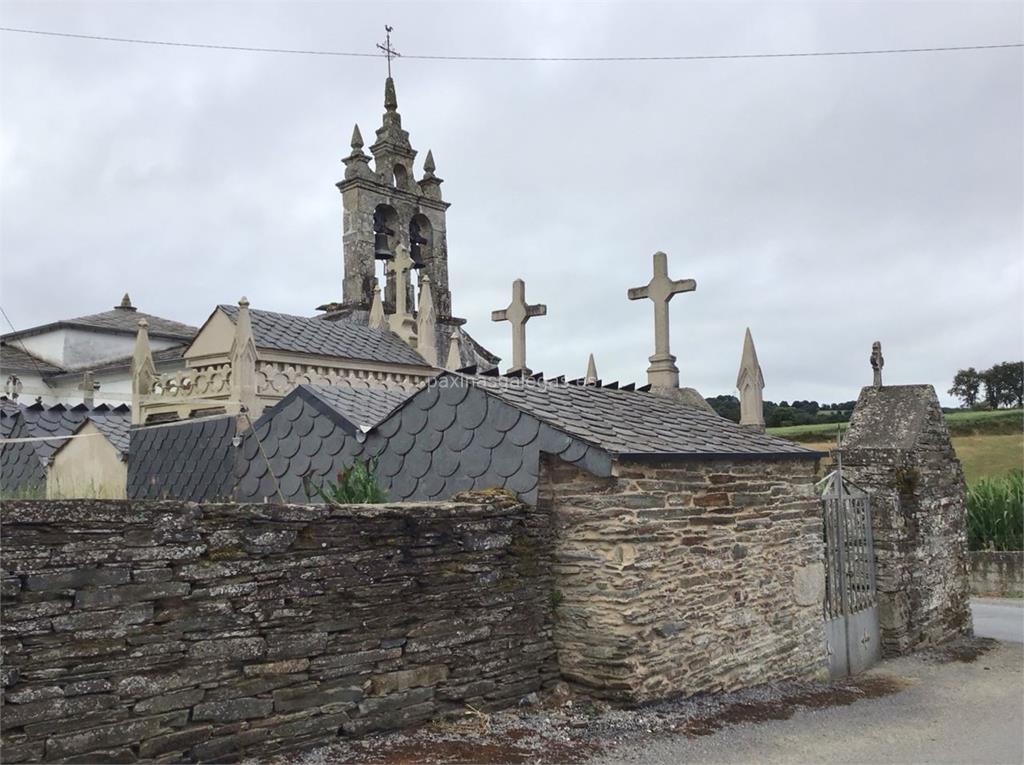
[17,329,180,370]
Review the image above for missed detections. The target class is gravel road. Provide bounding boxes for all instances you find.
[595,639,1024,765]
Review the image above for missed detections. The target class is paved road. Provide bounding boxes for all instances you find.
[598,631,1023,764]
[972,597,1024,643]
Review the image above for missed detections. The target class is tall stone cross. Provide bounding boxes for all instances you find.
[388,244,417,344]
[491,279,547,374]
[627,251,696,390]
[78,371,98,408]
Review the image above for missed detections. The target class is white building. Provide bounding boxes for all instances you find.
[0,294,195,408]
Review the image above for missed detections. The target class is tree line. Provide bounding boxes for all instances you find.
[948,361,1024,409]
[706,396,856,427]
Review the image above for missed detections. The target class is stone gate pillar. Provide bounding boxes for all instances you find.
[841,384,972,655]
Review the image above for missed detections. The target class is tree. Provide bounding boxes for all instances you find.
[949,367,983,408]
[982,362,1024,409]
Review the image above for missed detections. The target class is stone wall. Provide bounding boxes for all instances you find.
[0,493,556,763]
[842,386,973,655]
[539,455,826,703]
[970,551,1024,597]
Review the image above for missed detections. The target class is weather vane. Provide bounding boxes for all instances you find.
[377,25,400,78]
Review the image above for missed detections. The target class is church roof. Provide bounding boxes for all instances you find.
[219,304,429,367]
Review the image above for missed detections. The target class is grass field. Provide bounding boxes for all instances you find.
[800,433,1023,483]
[768,408,1023,443]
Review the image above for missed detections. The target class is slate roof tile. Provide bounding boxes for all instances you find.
[219,305,429,367]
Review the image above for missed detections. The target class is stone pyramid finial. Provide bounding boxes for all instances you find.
[736,327,766,431]
[384,76,398,112]
[131,318,156,425]
[368,279,387,330]
[416,275,439,366]
[230,297,259,419]
[423,150,436,177]
[117,293,136,311]
[350,124,364,151]
[584,354,599,385]
[445,330,463,371]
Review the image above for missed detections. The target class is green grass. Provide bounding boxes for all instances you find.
[953,434,1024,483]
[967,471,1023,551]
[769,408,1023,443]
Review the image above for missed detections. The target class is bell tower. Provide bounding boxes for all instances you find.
[336,75,454,320]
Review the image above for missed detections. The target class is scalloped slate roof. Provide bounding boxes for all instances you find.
[128,416,237,501]
[0,403,132,494]
[302,384,414,432]
[219,305,428,367]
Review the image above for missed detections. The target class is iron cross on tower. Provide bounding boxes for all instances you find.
[377,25,400,78]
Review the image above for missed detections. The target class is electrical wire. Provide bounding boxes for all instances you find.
[1,26,1020,62]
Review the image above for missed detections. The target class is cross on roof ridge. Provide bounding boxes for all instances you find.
[491,279,547,376]
[627,251,696,391]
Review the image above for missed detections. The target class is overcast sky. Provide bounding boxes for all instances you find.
[1,1,1021,406]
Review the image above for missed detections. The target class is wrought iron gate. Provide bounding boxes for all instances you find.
[819,455,881,678]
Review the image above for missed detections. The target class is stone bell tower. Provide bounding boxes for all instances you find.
[336,76,454,320]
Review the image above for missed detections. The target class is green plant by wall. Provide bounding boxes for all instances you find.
[967,470,1024,551]
[305,458,387,504]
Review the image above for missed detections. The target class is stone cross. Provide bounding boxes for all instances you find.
[871,341,884,388]
[78,371,98,408]
[491,279,547,374]
[627,251,696,390]
[388,244,417,345]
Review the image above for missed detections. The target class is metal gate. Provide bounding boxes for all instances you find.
[819,454,881,678]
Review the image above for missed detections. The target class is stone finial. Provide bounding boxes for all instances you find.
[871,341,884,388]
[117,293,136,311]
[423,150,436,178]
[230,297,259,420]
[351,124,364,151]
[387,244,417,345]
[416,274,439,366]
[368,279,387,331]
[491,279,547,375]
[445,330,463,371]
[627,251,696,392]
[384,76,398,112]
[736,328,766,431]
[342,124,373,180]
[584,354,599,386]
[420,149,444,201]
[131,318,156,425]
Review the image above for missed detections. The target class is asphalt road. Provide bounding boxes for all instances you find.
[597,604,1024,765]
[972,597,1024,643]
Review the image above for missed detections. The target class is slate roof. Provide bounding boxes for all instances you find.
[0,342,63,374]
[233,372,819,507]
[128,416,237,501]
[302,384,415,432]
[0,403,132,494]
[468,375,818,458]
[2,307,196,343]
[219,305,429,367]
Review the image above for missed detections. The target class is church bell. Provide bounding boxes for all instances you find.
[374,232,393,260]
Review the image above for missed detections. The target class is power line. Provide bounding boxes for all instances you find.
[1,26,1021,62]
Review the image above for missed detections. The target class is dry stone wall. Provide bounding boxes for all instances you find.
[0,493,556,763]
[539,455,826,703]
